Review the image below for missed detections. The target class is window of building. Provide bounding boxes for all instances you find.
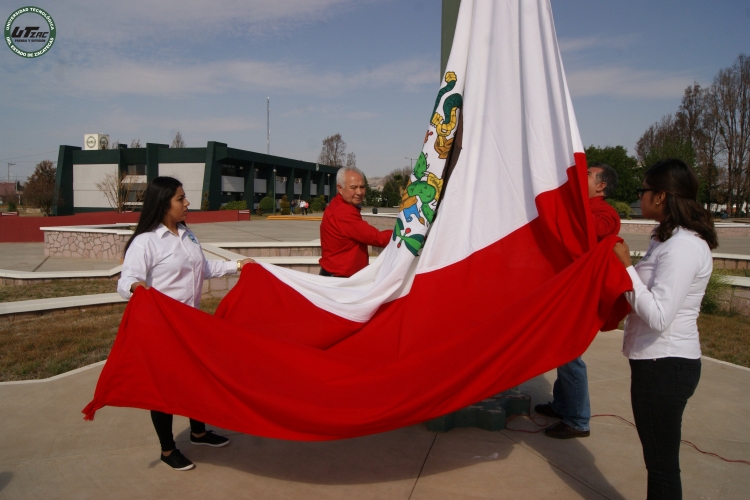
[127,164,146,175]
[221,164,244,177]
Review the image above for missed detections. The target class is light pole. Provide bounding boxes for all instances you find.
[267,97,270,156]
[404,157,416,171]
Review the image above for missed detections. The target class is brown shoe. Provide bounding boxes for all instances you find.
[544,421,590,439]
[534,403,563,420]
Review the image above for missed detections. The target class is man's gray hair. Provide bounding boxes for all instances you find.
[336,166,365,186]
[590,162,618,198]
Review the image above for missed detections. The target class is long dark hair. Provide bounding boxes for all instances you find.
[123,176,183,256]
[645,158,718,249]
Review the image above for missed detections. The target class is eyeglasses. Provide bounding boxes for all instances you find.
[635,188,655,199]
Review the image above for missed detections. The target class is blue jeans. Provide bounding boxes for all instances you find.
[551,357,591,431]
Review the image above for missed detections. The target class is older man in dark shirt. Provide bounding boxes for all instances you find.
[319,167,392,277]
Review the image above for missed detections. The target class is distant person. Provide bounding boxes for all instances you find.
[613,158,717,499]
[319,167,392,277]
[118,176,255,471]
[300,199,308,215]
[535,162,620,439]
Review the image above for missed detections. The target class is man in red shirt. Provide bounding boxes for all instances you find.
[319,167,392,277]
[536,162,621,439]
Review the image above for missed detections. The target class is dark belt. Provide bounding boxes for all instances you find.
[319,267,336,277]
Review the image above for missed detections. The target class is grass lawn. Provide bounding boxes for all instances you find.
[0,297,222,382]
[2,298,748,382]
[0,280,118,303]
[698,313,750,367]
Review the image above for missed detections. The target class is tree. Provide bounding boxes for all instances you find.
[711,55,750,216]
[130,139,142,148]
[318,134,349,167]
[585,145,641,204]
[363,174,381,207]
[24,160,57,215]
[171,131,186,148]
[380,166,412,207]
[634,55,750,214]
[345,152,356,168]
[635,114,695,170]
[95,171,145,213]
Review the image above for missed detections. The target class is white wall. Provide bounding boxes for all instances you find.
[311,183,317,196]
[73,164,118,208]
[254,179,267,193]
[159,163,205,207]
[221,175,244,193]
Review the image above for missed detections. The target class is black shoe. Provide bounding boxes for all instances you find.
[161,449,195,471]
[190,430,230,448]
[534,403,563,420]
[544,421,590,439]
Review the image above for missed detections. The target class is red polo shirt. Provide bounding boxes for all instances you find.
[319,195,393,277]
[590,196,621,241]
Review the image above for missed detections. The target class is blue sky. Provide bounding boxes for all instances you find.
[1,0,748,182]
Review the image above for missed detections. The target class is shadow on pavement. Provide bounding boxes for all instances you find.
[506,373,627,500]
[159,373,623,497]
[0,471,13,492]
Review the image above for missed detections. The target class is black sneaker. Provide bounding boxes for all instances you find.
[160,449,195,471]
[534,402,563,420]
[190,430,230,448]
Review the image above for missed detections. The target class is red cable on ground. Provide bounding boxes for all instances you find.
[504,413,750,466]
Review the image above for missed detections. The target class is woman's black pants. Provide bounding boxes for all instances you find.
[150,410,206,452]
[629,357,701,500]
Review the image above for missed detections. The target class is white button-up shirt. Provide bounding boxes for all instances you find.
[623,227,712,360]
[118,224,236,308]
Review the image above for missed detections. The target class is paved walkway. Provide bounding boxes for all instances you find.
[0,331,748,499]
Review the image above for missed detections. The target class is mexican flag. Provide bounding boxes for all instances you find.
[84,0,631,440]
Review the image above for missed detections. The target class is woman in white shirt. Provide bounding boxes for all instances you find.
[118,176,254,471]
[613,159,717,499]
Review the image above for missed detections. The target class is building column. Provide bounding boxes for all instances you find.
[301,169,311,201]
[146,143,168,182]
[243,161,255,207]
[285,167,295,201]
[203,141,227,210]
[53,145,79,216]
[329,172,338,200]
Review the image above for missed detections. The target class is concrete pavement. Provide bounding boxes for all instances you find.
[0,331,748,499]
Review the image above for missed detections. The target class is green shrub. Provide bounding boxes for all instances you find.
[220,200,247,210]
[201,192,210,211]
[7,200,17,212]
[259,196,274,213]
[606,199,631,219]
[701,270,732,314]
[280,195,291,215]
